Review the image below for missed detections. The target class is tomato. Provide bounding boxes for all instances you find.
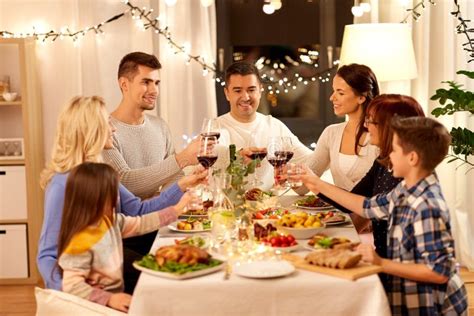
[287,235,295,243]
[255,212,264,219]
[279,236,289,244]
[269,214,278,219]
[290,241,297,246]
[270,237,279,247]
[280,243,289,248]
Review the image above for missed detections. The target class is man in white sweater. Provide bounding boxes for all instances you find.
[103,52,200,200]
[217,61,311,189]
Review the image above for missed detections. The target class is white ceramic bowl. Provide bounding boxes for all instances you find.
[276,224,325,239]
[2,92,17,102]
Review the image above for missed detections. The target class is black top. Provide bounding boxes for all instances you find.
[319,159,401,258]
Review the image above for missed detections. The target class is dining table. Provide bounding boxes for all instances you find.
[128,194,391,316]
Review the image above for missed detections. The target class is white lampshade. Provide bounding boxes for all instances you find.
[339,23,417,82]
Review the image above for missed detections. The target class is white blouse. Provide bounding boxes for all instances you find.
[305,122,379,191]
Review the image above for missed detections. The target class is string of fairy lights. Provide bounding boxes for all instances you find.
[0,0,467,92]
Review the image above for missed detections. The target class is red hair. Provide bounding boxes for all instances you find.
[366,94,425,167]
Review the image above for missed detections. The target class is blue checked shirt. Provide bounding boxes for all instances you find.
[362,173,467,315]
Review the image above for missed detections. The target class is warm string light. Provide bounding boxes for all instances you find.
[400,0,436,23]
[0,0,335,91]
[451,0,474,63]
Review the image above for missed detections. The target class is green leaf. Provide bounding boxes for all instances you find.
[457,70,474,79]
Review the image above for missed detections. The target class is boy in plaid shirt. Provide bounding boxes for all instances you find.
[297,117,467,315]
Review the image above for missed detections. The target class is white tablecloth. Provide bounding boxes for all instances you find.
[129,195,390,316]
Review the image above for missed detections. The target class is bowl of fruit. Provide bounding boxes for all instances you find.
[276,211,325,239]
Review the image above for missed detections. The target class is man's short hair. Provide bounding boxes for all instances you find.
[225,61,261,86]
[391,116,451,171]
[118,52,161,80]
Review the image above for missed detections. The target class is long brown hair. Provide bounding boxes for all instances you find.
[57,162,119,267]
[367,94,425,167]
[336,64,380,154]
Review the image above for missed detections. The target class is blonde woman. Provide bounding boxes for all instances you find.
[37,96,206,292]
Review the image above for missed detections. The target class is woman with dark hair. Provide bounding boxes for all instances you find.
[302,64,380,191]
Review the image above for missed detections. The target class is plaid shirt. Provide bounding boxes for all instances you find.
[363,173,467,315]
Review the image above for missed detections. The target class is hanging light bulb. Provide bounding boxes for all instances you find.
[165,0,177,7]
[263,0,275,14]
[360,2,371,12]
[200,0,214,7]
[351,5,364,17]
[271,0,282,10]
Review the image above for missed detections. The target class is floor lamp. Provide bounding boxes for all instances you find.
[338,23,418,94]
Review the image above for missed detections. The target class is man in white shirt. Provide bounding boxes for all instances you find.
[217,61,312,189]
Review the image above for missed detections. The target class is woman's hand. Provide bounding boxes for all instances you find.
[107,292,132,312]
[174,192,191,215]
[177,165,208,191]
[356,244,382,266]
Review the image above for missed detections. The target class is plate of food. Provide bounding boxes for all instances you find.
[276,212,325,239]
[293,195,334,210]
[134,244,224,280]
[179,200,214,218]
[314,211,350,226]
[234,260,295,279]
[304,234,358,251]
[255,227,299,252]
[174,235,210,249]
[168,218,211,233]
[252,207,290,221]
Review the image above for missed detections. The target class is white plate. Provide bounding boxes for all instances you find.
[323,216,350,226]
[293,204,335,211]
[133,261,225,280]
[168,220,211,233]
[233,260,295,279]
[271,243,300,253]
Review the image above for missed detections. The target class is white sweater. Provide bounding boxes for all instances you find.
[306,122,379,191]
[215,113,312,189]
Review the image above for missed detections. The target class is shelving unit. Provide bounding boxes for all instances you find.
[0,38,44,285]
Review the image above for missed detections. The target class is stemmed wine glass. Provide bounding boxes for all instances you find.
[267,137,287,190]
[201,118,221,140]
[197,136,218,185]
[280,136,294,163]
[246,137,267,187]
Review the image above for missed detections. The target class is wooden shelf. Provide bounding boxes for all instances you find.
[0,219,27,225]
[0,101,22,106]
[0,158,25,166]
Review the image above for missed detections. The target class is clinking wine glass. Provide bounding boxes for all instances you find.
[246,137,267,187]
[267,137,287,190]
[201,118,221,140]
[276,136,294,188]
[197,136,218,187]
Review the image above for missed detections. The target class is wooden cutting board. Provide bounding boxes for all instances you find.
[282,253,382,281]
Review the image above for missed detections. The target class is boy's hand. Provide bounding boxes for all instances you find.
[177,165,208,191]
[107,292,131,312]
[293,166,321,194]
[357,244,382,266]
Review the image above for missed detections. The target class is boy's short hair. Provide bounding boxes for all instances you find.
[118,52,161,80]
[225,61,261,86]
[391,116,451,171]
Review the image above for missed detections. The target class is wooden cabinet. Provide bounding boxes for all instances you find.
[0,38,44,284]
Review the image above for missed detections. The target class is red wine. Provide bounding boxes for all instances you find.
[275,150,294,163]
[201,132,221,140]
[268,157,286,167]
[249,151,267,160]
[198,155,218,169]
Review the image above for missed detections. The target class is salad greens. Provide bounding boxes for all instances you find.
[136,254,223,275]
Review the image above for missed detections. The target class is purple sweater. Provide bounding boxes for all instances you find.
[37,172,183,290]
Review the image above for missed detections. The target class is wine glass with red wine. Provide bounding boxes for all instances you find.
[246,137,267,187]
[201,118,221,140]
[267,137,287,189]
[277,136,294,164]
[197,136,218,187]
